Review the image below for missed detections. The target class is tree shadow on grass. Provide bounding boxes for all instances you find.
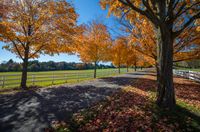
[101,74,200,105]
[0,85,120,132]
[97,75,200,130]
[70,86,200,131]
[100,77,156,92]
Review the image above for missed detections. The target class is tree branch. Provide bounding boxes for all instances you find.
[173,11,200,37]
[174,2,200,21]
[173,55,200,62]
[118,0,160,25]
[11,40,23,60]
[29,45,45,59]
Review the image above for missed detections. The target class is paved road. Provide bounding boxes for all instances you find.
[0,71,146,132]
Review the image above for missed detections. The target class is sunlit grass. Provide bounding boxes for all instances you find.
[0,68,130,89]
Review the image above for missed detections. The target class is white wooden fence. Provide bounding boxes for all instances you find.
[0,69,129,88]
[173,70,200,82]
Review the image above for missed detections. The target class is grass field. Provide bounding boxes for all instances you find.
[0,68,131,89]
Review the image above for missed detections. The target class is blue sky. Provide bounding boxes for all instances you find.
[0,0,116,63]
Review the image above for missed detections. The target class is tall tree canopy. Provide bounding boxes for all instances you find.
[0,0,78,89]
[100,0,200,109]
[121,18,200,65]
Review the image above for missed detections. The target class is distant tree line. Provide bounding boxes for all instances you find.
[0,59,115,72]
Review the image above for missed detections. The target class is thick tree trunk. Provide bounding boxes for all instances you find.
[94,61,97,78]
[20,57,28,89]
[155,63,161,91]
[156,26,176,109]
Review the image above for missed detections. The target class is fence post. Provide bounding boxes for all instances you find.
[1,76,5,88]
[32,74,35,86]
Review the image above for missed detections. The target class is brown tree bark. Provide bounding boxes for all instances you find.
[20,56,28,89]
[20,43,30,90]
[155,26,176,109]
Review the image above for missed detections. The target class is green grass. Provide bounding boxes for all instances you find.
[0,68,131,89]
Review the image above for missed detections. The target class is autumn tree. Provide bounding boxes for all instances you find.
[123,46,139,72]
[0,0,78,89]
[100,0,200,109]
[119,37,139,72]
[111,36,141,73]
[111,37,127,73]
[77,21,111,78]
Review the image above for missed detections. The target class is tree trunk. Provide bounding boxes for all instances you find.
[94,61,97,78]
[155,63,161,92]
[20,57,28,89]
[126,66,129,72]
[155,26,176,109]
[134,61,137,71]
[118,65,121,74]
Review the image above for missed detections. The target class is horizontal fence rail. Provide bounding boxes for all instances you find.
[0,68,132,88]
[173,70,200,82]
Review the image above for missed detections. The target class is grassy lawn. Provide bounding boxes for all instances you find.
[0,68,130,89]
[50,73,200,131]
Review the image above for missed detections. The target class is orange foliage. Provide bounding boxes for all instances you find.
[77,22,111,64]
[0,0,78,59]
[100,0,200,65]
[127,18,200,64]
[111,37,127,68]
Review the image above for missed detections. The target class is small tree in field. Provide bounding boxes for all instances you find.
[100,0,200,109]
[111,37,127,73]
[119,37,139,72]
[0,0,78,89]
[77,21,111,78]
